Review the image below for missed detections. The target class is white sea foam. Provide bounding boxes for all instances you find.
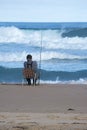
[40,78,87,84]
[0,26,87,50]
[0,51,87,62]
[0,51,27,62]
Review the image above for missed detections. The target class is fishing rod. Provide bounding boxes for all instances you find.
[38,30,43,84]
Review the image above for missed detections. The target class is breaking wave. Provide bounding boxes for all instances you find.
[0,66,87,84]
[0,27,87,50]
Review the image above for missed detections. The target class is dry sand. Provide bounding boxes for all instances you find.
[0,83,87,130]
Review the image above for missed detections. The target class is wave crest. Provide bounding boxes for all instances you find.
[0,27,87,50]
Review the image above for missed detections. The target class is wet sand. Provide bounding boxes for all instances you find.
[0,84,87,129]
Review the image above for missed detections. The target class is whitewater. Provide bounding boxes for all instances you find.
[0,22,87,84]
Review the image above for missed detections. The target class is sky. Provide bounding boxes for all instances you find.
[0,0,87,22]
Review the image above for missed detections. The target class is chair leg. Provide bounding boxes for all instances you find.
[33,77,36,86]
[33,73,37,86]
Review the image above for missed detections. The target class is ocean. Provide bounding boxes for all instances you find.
[0,22,87,84]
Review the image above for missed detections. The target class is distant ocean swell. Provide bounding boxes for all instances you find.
[62,28,87,37]
[0,66,87,84]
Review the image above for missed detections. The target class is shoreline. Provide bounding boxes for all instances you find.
[0,80,87,85]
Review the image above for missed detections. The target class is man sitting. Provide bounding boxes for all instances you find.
[23,54,38,85]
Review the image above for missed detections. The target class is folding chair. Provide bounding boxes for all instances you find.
[23,68,36,85]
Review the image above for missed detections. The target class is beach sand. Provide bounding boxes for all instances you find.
[0,83,87,129]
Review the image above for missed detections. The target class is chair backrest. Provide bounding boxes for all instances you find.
[23,68,35,79]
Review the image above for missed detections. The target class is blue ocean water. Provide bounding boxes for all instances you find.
[0,22,87,84]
